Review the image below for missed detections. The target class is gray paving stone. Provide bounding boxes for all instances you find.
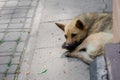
[0,19,10,24]
[14,8,28,14]
[27,13,34,18]
[5,1,18,7]
[24,23,31,28]
[6,74,14,80]
[4,32,21,41]
[14,53,21,56]
[0,56,10,64]
[0,42,16,52]
[0,53,13,56]
[1,9,14,14]
[0,14,12,19]
[2,7,15,10]
[0,65,7,73]
[26,18,32,23]
[11,18,25,23]
[0,52,21,56]
[0,52,22,57]
[8,65,18,73]
[8,23,24,28]
[12,13,26,18]
[18,1,31,6]
[7,28,30,32]
[0,33,4,40]
[0,29,6,32]
[16,6,31,9]
[7,29,22,32]
[16,6,30,10]
[31,0,38,6]
[0,56,20,64]
[27,7,35,17]
[0,24,8,29]
[12,56,20,64]
[0,0,7,2]
[16,42,25,52]
[0,74,3,79]
[28,7,36,14]
[0,2,5,7]
[21,32,28,41]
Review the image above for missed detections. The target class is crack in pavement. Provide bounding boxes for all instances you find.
[40,18,72,24]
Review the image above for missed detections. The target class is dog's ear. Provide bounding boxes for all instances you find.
[76,20,84,30]
[55,23,65,31]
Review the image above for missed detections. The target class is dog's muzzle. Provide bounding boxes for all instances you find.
[62,35,87,51]
[62,42,79,51]
[62,37,87,51]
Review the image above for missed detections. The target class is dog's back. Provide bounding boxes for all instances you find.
[74,12,112,34]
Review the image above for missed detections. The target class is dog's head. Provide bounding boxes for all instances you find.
[55,19,88,51]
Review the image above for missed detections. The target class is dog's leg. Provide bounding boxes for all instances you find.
[66,39,94,64]
[66,51,93,64]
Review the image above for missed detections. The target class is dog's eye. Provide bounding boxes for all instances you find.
[64,35,67,39]
[71,33,77,38]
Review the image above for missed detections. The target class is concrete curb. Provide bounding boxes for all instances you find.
[90,55,108,80]
[17,0,46,80]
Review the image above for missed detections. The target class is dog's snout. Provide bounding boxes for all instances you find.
[62,42,77,51]
[62,42,71,48]
[64,43,69,48]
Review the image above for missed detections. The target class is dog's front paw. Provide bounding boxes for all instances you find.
[65,53,73,58]
[65,54,71,57]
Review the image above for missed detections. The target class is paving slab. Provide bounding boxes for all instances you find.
[0,2,5,7]
[0,65,7,73]
[16,42,25,52]
[0,14,12,19]
[0,24,8,29]
[36,23,65,48]
[0,74,3,79]
[0,33,4,40]
[41,0,106,22]
[29,48,89,80]
[0,19,10,24]
[0,42,16,52]
[5,1,18,7]
[8,23,24,28]
[4,32,21,41]
[6,74,14,80]
[1,9,14,14]
[0,52,21,56]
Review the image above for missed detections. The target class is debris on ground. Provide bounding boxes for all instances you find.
[38,69,47,74]
[26,71,30,75]
[63,70,66,74]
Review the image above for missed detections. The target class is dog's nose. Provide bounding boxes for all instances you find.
[62,42,75,50]
[64,43,70,47]
[62,42,70,48]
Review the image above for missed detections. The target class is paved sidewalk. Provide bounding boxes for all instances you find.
[0,0,112,80]
[0,0,39,80]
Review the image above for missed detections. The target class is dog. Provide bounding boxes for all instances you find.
[65,32,113,64]
[55,12,113,64]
